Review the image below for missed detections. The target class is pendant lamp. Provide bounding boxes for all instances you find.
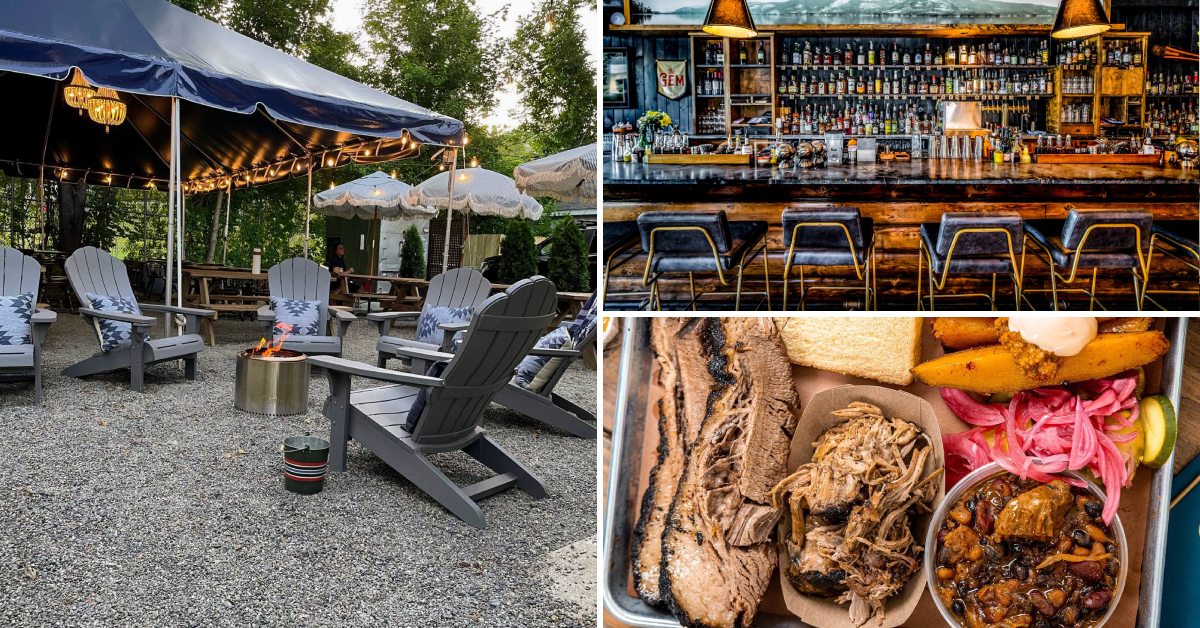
[702,0,757,38]
[1051,0,1111,39]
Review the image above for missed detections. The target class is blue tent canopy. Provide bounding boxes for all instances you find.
[0,0,464,188]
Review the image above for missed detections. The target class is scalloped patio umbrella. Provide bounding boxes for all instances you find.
[313,171,435,273]
[409,166,543,273]
[513,143,596,203]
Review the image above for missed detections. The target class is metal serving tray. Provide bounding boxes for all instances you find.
[603,317,1186,628]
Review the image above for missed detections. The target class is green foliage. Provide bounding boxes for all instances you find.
[399,225,425,278]
[507,0,596,154]
[497,220,538,282]
[363,0,503,125]
[547,217,589,292]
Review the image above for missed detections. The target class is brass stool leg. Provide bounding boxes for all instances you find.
[916,243,923,310]
[1049,263,1060,311]
[735,266,744,310]
[1088,267,1098,311]
[990,273,998,311]
[798,265,806,311]
[762,246,771,311]
[688,272,697,312]
[1131,268,1142,312]
[782,258,791,311]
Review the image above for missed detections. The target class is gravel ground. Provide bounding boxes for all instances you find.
[0,313,597,627]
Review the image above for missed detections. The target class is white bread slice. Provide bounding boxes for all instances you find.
[773,317,922,385]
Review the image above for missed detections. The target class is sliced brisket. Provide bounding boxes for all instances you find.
[660,318,800,628]
[632,319,719,607]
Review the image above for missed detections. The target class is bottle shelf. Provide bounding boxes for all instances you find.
[774,64,1052,71]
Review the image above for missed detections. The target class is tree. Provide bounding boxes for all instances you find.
[363,0,503,125]
[548,217,589,292]
[507,0,596,154]
[497,220,538,283]
[399,225,425,278]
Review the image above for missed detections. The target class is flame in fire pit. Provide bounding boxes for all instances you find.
[252,323,293,358]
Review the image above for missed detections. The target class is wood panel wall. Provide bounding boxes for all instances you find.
[603,35,694,132]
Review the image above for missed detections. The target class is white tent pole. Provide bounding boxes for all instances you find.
[222,178,231,265]
[165,98,177,336]
[441,148,457,274]
[304,165,313,259]
[174,101,184,330]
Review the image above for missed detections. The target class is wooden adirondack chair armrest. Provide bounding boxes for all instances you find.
[366,310,419,335]
[437,321,469,332]
[257,305,275,323]
[308,356,445,387]
[330,308,355,337]
[78,307,156,328]
[527,347,580,358]
[31,308,56,346]
[140,303,216,318]
[391,345,454,364]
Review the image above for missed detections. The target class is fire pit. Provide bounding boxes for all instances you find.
[234,328,310,416]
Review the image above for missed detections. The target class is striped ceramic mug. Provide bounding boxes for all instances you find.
[283,435,330,494]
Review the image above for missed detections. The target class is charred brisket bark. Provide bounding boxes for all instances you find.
[659,318,800,628]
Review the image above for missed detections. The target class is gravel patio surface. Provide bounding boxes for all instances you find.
[0,313,597,627]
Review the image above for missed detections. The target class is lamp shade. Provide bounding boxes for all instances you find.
[702,0,757,38]
[1051,0,1111,39]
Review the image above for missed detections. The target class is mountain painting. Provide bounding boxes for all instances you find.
[629,0,1059,26]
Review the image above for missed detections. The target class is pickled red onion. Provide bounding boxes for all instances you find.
[941,370,1140,524]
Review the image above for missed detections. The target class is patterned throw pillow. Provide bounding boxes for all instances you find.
[270,297,321,336]
[0,292,34,345]
[566,292,597,344]
[415,306,474,345]
[404,361,447,433]
[86,293,144,353]
[513,326,575,393]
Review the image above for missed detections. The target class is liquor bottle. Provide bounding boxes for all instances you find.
[756,41,765,64]
[874,69,883,94]
[1040,40,1049,65]
[947,45,957,65]
[924,43,932,65]
[779,72,787,95]
[847,69,856,94]
[789,73,798,95]
[967,45,977,65]
[902,47,911,65]
[882,71,890,95]
[959,42,968,65]
[891,41,900,64]
[843,43,852,66]
[792,42,801,65]
[868,41,876,65]
[1133,43,1142,66]
[716,43,724,65]
[739,41,747,64]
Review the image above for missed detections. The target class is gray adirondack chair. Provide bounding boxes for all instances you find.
[308,276,558,529]
[0,247,56,405]
[256,258,355,356]
[390,317,599,439]
[368,267,491,370]
[63,247,214,392]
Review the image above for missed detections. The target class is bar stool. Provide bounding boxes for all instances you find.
[1142,221,1199,310]
[637,210,770,311]
[1023,210,1151,311]
[600,220,646,308]
[780,206,874,310]
[917,212,1025,311]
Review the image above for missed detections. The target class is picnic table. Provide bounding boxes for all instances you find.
[490,283,591,326]
[333,273,428,312]
[181,267,271,345]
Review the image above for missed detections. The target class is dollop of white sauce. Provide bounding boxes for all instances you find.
[1008,316,1098,357]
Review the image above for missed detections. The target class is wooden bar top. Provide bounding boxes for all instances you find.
[604,158,1200,202]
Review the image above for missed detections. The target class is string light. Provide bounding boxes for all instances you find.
[469,156,479,168]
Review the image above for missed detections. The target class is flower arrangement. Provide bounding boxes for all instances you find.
[637,110,672,132]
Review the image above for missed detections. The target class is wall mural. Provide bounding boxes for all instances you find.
[628,0,1060,26]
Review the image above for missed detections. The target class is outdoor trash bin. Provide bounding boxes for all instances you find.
[283,435,329,494]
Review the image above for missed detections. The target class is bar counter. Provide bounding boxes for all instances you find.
[604,159,1200,202]
[603,155,1199,310]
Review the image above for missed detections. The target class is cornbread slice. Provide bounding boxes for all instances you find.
[773,317,921,385]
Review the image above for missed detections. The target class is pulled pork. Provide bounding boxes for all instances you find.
[770,402,942,627]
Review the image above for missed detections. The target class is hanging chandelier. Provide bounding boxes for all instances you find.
[62,68,96,113]
[86,87,127,132]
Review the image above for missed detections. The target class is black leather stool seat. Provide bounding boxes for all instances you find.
[638,211,767,274]
[781,208,872,266]
[920,213,1023,274]
[1025,210,1152,269]
[919,224,1017,273]
[603,221,640,260]
[645,221,767,273]
[1152,221,1199,253]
